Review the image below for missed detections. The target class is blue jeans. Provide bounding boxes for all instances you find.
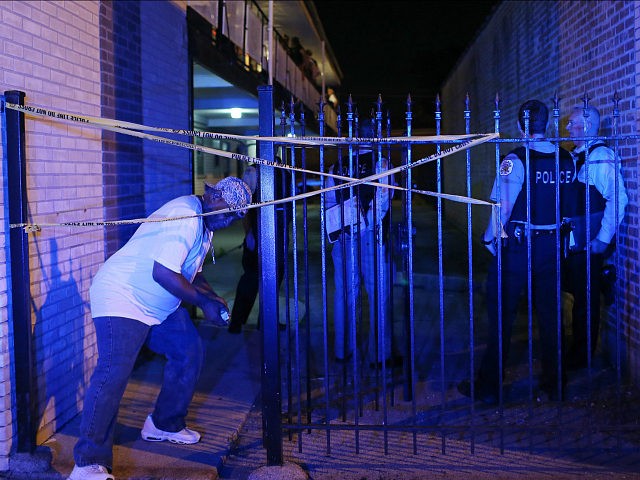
[332,230,391,362]
[73,307,204,469]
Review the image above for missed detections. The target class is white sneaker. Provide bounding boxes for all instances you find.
[140,414,201,444]
[67,464,114,480]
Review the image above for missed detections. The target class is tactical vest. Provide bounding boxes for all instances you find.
[574,142,607,214]
[333,151,391,239]
[334,151,376,215]
[509,147,575,225]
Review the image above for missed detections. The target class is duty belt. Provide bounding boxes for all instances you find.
[510,221,557,231]
[509,221,557,243]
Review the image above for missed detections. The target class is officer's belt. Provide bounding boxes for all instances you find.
[510,221,557,231]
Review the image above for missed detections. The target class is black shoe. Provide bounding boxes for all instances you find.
[334,353,353,364]
[369,355,403,369]
[539,381,565,402]
[601,264,616,306]
[255,321,286,331]
[565,357,587,371]
[227,322,242,334]
[565,351,588,371]
[457,379,499,405]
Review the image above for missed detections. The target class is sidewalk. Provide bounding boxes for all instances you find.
[12,200,640,480]
[15,220,264,480]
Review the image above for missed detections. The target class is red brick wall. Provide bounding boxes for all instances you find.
[0,0,191,467]
[441,1,639,381]
[100,0,191,256]
[0,0,103,465]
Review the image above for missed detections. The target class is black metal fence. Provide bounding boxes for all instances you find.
[256,86,639,464]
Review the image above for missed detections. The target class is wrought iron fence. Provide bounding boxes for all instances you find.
[255,86,639,464]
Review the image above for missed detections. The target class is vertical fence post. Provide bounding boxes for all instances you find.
[257,85,283,465]
[581,91,594,372]
[611,91,622,381]
[551,93,564,404]
[3,90,36,453]
[403,94,416,406]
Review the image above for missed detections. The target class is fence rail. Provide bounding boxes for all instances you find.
[256,87,639,465]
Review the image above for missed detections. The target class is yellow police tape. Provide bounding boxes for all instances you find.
[5,102,499,231]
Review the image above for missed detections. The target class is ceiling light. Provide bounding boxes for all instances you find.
[230,108,242,119]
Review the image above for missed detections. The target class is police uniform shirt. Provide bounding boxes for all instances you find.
[572,142,628,244]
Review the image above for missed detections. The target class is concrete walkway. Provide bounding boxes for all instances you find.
[8,199,640,480]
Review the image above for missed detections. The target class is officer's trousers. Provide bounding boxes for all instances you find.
[478,234,564,395]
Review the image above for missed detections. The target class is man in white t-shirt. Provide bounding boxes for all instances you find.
[68,177,252,480]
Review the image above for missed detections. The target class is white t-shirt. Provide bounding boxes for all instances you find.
[90,195,214,325]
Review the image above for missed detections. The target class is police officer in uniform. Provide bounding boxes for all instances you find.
[459,99,575,403]
[563,106,627,369]
[325,118,395,367]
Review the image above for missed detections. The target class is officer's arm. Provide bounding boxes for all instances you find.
[482,153,524,253]
[590,148,628,246]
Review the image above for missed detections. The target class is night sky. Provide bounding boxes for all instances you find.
[314,1,500,130]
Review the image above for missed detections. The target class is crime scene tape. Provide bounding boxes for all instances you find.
[5,101,497,193]
[4,102,499,231]
[5,102,490,145]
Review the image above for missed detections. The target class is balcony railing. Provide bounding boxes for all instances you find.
[188,0,338,131]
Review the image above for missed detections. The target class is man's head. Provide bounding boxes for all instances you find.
[566,106,601,147]
[202,177,252,231]
[517,99,548,135]
[358,117,376,139]
[242,166,258,195]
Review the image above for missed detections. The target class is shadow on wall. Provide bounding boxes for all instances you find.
[33,238,88,443]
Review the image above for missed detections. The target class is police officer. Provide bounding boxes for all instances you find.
[325,118,395,367]
[563,106,627,369]
[459,99,575,403]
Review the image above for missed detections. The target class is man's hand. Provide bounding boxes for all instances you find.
[201,297,230,327]
[590,238,609,255]
[153,264,229,325]
[481,231,497,256]
[485,240,497,256]
[245,230,256,251]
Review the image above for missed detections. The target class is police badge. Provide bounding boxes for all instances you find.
[499,158,514,176]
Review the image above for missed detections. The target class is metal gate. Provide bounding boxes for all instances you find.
[255,86,639,464]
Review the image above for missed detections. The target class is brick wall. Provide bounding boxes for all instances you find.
[0,0,190,469]
[101,0,145,255]
[101,0,190,257]
[140,1,191,212]
[0,0,103,468]
[441,1,639,381]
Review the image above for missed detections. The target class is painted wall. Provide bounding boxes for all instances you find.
[140,1,191,215]
[101,0,191,256]
[441,0,639,381]
[0,0,190,470]
[0,1,103,469]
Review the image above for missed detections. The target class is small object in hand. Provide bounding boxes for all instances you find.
[220,307,230,325]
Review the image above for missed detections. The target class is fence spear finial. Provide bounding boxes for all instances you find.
[612,90,620,110]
